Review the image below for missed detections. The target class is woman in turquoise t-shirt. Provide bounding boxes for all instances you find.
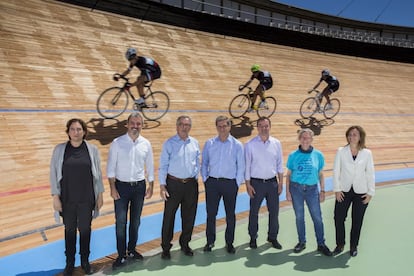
[286,128,332,256]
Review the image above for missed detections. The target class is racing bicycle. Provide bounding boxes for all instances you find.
[96,74,170,121]
[299,89,340,119]
[229,85,277,118]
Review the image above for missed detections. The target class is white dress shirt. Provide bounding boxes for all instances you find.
[107,133,154,182]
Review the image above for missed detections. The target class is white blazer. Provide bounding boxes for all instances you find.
[333,145,375,196]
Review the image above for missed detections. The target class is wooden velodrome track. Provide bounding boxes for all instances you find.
[1,0,413,259]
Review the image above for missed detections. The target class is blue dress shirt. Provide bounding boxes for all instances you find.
[159,134,200,185]
[201,135,245,186]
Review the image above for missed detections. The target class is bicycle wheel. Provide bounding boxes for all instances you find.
[229,94,250,118]
[141,91,170,121]
[96,87,128,119]
[323,98,340,119]
[257,96,277,118]
[299,97,318,118]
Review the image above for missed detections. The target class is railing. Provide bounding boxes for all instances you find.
[153,0,413,48]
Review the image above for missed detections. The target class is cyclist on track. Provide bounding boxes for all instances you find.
[240,64,273,112]
[310,69,339,110]
[113,47,162,107]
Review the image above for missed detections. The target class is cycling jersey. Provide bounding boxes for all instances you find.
[251,71,273,90]
[321,75,339,92]
[129,56,161,81]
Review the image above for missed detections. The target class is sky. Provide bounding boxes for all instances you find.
[273,0,414,28]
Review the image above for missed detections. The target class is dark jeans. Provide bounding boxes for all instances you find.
[62,201,94,263]
[334,187,369,248]
[248,178,280,240]
[161,178,198,251]
[205,177,238,245]
[114,180,146,257]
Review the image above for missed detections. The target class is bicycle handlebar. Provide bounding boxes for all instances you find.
[113,73,129,82]
[239,85,253,93]
[308,89,321,94]
[113,73,153,88]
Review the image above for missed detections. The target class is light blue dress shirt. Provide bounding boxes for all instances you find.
[159,134,200,185]
[201,135,245,186]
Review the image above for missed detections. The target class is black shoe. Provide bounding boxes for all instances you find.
[293,242,306,253]
[63,264,74,276]
[249,238,257,249]
[317,244,333,256]
[112,256,126,269]
[127,250,144,260]
[181,246,194,256]
[161,250,171,260]
[203,243,214,252]
[350,246,358,257]
[267,238,282,249]
[226,243,236,254]
[333,245,344,255]
[81,261,94,275]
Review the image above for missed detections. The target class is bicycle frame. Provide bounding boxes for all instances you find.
[229,85,277,118]
[299,89,340,119]
[98,73,170,120]
[310,89,323,110]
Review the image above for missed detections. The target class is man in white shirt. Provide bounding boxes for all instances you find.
[107,112,154,269]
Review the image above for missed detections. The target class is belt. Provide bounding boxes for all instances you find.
[116,179,145,186]
[167,174,194,184]
[251,177,277,183]
[209,177,234,181]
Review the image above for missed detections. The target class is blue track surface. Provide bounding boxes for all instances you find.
[1,168,413,276]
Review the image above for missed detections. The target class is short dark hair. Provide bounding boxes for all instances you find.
[65,118,88,140]
[215,115,231,126]
[257,116,271,127]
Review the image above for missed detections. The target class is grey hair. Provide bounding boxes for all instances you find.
[298,128,314,139]
[127,112,143,123]
[176,115,192,126]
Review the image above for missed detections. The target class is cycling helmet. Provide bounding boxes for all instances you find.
[125,47,137,60]
[251,64,260,72]
[321,69,330,76]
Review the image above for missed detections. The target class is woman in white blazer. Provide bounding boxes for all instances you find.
[332,126,375,257]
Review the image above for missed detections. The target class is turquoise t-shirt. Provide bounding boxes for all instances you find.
[286,147,325,185]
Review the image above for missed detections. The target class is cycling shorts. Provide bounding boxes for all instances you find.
[260,79,273,91]
[140,66,162,82]
[327,81,339,93]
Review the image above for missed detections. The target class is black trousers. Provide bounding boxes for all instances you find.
[334,188,369,248]
[62,201,94,263]
[161,178,198,251]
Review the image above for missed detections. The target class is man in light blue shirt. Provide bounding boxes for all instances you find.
[159,115,200,260]
[245,117,284,250]
[201,116,245,254]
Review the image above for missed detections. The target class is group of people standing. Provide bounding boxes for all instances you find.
[50,112,375,275]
